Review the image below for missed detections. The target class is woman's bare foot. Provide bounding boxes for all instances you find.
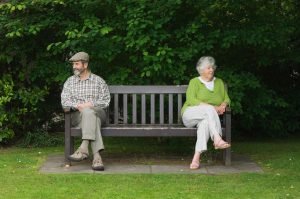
[213,139,231,150]
[190,161,200,169]
[190,152,201,169]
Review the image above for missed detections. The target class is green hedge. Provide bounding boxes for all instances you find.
[0,0,299,143]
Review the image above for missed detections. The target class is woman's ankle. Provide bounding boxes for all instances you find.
[213,134,222,144]
[192,152,201,163]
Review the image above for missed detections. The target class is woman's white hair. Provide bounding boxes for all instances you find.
[196,56,217,74]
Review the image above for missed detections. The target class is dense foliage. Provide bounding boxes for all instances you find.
[0,0,299,143]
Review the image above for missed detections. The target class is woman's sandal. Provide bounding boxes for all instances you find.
[213,140,231,150]
[190,161,200,170]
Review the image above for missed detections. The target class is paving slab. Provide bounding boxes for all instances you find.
[98,165,151,174]
[40,153,263,174]
[206,165,243,174]
[151,165,208,174]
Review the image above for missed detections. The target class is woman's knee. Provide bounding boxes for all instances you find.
[199,104,213,111]
[197,119,208,128]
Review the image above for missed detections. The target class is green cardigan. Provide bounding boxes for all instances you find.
[181,77,231,115]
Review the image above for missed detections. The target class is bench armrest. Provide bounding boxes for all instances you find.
[225,106,231,113]
[63,107,71,113]
[63,107,78,114]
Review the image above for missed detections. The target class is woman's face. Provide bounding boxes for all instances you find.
[201,65,215,80]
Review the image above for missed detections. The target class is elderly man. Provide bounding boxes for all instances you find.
[61,52,110,171]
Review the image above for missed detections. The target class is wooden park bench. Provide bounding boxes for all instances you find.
[64,85,231,166]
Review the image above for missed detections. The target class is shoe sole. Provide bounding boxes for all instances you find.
[68,156,88,162]
[214,144,231,150]
[92,166,105,171]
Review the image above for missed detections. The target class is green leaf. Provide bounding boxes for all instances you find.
[46,44,53,51]
[100,27,113,35]
[146,71,151,77]
[17,5,23,10]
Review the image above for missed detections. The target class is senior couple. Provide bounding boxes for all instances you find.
[61,52,230,171]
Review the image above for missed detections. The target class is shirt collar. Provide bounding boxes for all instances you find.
[74,71,92,82]
[199,76,215,84]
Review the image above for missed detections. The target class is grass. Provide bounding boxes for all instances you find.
[0,136,300,199]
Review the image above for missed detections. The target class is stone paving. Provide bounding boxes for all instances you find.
[40,153,263,174]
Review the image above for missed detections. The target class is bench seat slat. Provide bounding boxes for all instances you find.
[70,126,225,130]
[70,127,225,137]
[71,127,197,137]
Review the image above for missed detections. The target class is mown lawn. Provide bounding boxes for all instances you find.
[0,136,299,199]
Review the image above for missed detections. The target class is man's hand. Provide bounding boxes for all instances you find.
[76,102,93,112]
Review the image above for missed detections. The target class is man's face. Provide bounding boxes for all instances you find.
[72,61,86,76]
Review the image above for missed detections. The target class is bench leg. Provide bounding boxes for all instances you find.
[223,110,231,166]
[65,136,74,166]
[64,112,74,166]
[223,147,231,166]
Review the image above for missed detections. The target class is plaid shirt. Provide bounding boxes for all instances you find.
[61,73,110,109]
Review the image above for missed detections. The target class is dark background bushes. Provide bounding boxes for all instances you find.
[0,0,299,143]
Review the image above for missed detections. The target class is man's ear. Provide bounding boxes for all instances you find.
[83,62,88,69]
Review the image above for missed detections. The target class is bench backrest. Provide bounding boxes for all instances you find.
[106,85,188,126]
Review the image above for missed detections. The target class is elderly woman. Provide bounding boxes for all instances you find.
[181,56,231,169]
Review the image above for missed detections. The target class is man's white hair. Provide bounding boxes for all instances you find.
[196,56,217,74]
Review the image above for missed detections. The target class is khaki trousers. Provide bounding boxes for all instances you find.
[71,107,106,153]
[182,105,222,153]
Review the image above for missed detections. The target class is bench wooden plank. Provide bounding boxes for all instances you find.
[114,93,118,124]
[123,94,128,124]
[141,94,146,124]
[169,94,173,124]
[160,94,164,124]
[64,111,73,161]
[106,107,110,125]
[109,85,188,94]
[151,94,155,124]
[177,94,182,124]
[71,126,198,137]
[70,126,225,137]
[224,108,231,166]
[132,94,137,124]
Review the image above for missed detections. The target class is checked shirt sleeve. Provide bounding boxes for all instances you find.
[91,79,111,109]
[61,79,77,108]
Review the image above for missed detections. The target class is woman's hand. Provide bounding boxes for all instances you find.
[215,102,227,115]
[214,106,223,115]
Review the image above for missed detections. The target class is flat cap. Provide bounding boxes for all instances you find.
[69,52,89,62]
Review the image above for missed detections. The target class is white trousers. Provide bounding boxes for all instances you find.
[182,105,222,153]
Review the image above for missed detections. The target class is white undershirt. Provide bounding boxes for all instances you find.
[198,76,215,91]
